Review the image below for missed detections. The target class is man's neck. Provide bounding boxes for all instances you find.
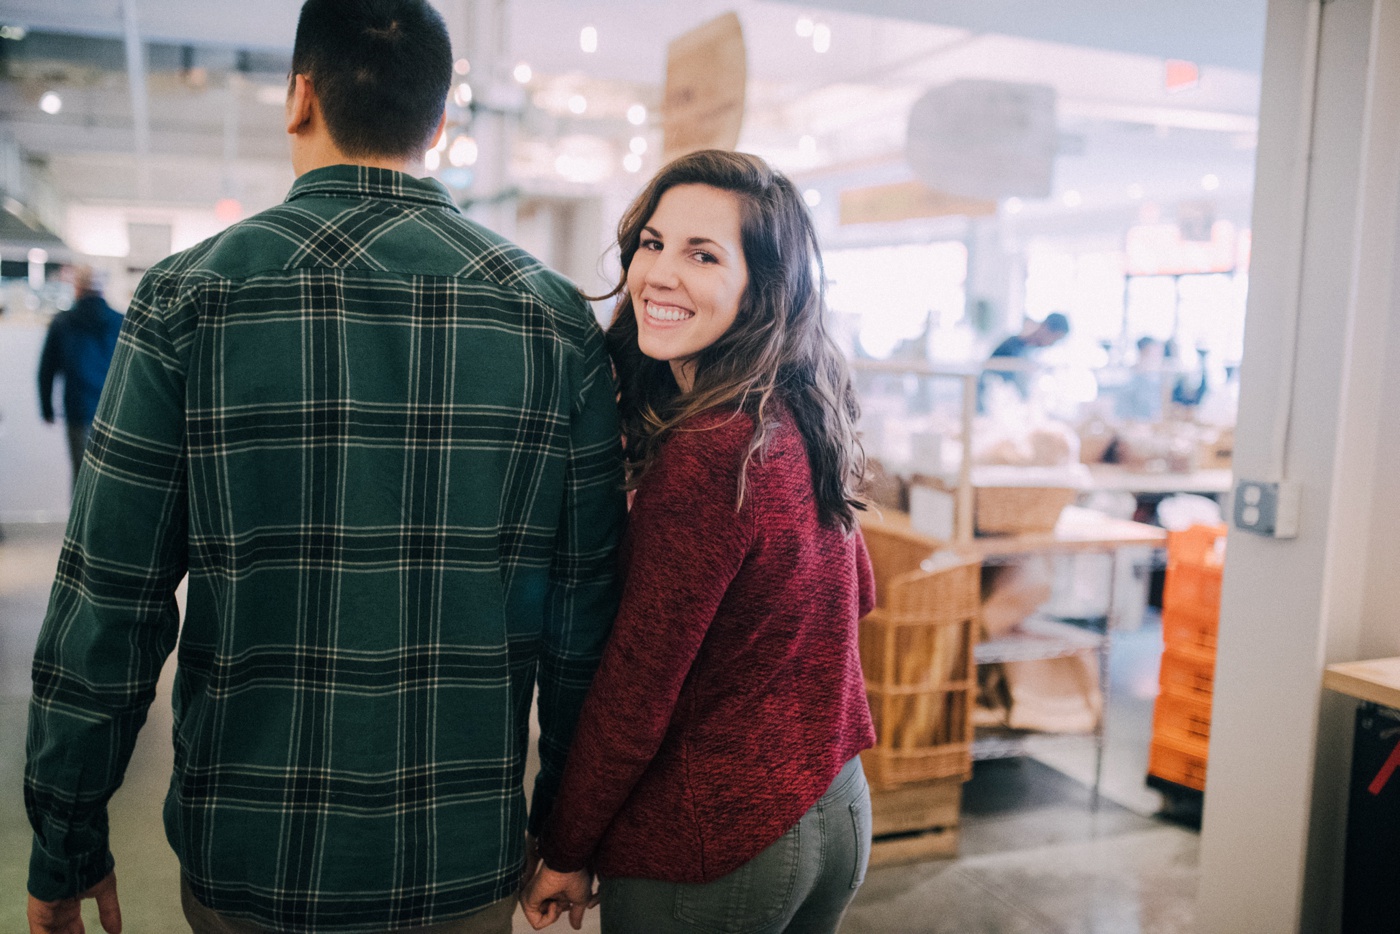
[292,137,414,177]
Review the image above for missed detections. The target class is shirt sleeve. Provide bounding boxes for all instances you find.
[25,270,189,900]
[538,414,755,872]
[37,322,59,423]
[531,317,627,837]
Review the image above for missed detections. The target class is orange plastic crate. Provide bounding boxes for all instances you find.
[1148,736,1208,791]
[1152,687,1214,749]
[1161,604,1218,655]
[1158,645,1216,702]
[1163,524,1226,618]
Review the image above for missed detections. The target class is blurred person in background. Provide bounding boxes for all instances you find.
[521,150,875,934]
[979,311,1071,409]
[1116,335,1167,421]
[23,0,623,932]
[36,264,121,487]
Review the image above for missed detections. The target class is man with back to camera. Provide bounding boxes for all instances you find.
[37,265,123,488]
[979,311,1071,407]
[23,1,624,931]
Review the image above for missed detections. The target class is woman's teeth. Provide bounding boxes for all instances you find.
[647,302,694,322]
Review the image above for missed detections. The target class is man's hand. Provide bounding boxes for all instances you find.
[519,864,596,931]
[28,871,122,934]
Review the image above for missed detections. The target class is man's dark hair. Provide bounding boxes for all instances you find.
[291,0,452,159]
[1043,312,1070,334]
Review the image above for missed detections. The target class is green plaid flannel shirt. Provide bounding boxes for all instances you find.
[25,165,625,931]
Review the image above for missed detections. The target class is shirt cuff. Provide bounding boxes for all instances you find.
[28,837,114,902]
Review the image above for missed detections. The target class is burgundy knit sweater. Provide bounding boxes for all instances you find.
[538,403,876,883]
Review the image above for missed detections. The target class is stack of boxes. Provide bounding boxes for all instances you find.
[1149,524,1226,794]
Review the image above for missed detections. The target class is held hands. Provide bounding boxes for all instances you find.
[519,862,597,931]
[28,870,122,934]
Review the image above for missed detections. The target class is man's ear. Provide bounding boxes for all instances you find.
[285,73,315,136]
[427,112,447,152]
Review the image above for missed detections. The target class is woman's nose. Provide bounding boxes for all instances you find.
[643,251,680,288]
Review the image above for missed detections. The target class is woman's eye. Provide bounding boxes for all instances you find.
[639,238,662,251]
[694,251,717,264]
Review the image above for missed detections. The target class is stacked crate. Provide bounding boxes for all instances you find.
[1149,523,1226,793]
[858,514,980,865]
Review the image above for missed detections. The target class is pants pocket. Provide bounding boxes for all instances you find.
[672,822,802,933]
[849,786,872,890]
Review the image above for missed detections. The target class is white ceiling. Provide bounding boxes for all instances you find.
[0,0,1267,234]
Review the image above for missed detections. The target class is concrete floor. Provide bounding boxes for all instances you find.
[1,522,1199,933]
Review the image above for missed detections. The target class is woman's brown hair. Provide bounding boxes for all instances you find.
[601,149,866,532]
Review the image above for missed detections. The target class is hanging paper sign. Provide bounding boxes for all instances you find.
[839,180,996,225]
[906,80,1058,200]
[662,13,747,161]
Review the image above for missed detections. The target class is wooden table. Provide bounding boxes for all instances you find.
[863,504,1165,558]
[1086,464,1233,496]
[1324,657,1400,708]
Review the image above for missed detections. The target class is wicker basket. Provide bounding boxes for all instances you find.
[858,515,979,789]
[974,485,1077,535]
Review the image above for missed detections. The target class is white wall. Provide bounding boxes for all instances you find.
[1197,1,1400,931]
[0,317,78,522]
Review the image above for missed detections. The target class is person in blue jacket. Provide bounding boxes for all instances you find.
[37,265,122,486]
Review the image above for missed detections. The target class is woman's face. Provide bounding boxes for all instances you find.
[627,183,749,392]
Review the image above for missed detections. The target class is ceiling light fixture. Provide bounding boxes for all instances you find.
[627,104,647,126]
[568,94,587,115]
[453,58,470,75]
[629,137,647,155]
[623,153,643,173]
[448,135,479,167]
[39,91,61,115]
[812,23,831,53]
[580,26,598,53]
[513,62,533,84]
[1201,173,1221,191]
[796,17,814,38]
[803,189,822,208]
[453,83,473,107]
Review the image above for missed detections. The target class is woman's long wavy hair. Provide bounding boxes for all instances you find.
[601,149,866,532]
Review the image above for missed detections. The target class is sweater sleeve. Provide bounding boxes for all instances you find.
[538,413,755,872]
[855,525,876,619]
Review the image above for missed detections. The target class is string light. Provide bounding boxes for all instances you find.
[580,26,598,53]
[627,104,647,126]
[513,62,533,84]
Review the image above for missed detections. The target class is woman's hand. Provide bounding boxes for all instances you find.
[519,864,597,930]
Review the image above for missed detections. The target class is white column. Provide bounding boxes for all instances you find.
[445,0,516,237]
[1197,1,1400,931]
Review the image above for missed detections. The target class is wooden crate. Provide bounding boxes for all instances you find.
[869,775,962,866]
[858,516,980,790]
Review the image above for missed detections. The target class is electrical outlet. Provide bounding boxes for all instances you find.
[1232,479,1301,538]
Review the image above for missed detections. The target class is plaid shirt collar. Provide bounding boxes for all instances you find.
[285,163,460,211]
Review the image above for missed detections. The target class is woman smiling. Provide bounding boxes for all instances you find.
[523,149,876,934]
